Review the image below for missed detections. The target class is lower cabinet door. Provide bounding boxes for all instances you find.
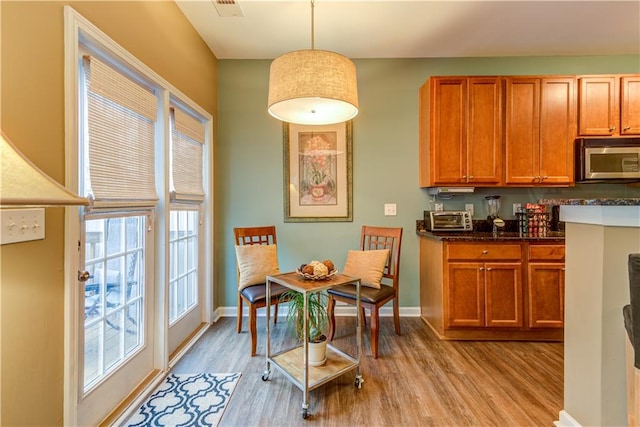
[528,263,565,328]
[446,262,484,328]
[484,262,523,327]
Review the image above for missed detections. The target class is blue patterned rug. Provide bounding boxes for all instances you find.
[124,373,241,427]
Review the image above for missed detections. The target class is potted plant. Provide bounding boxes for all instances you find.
[281,289,329,366]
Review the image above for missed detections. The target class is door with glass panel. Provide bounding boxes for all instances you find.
[166,103,207,356]
[75,51,158,425]
[168,208,203,355]
[78,212,155,424]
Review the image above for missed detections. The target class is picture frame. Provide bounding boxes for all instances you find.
[283,121,353,222]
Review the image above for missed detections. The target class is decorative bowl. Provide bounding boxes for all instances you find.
[296,269,337,281]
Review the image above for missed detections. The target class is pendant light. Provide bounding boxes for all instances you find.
[267,0,358,125]
[0,131,88,206]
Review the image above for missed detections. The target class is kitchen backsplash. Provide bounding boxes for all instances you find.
[422,182,640,220]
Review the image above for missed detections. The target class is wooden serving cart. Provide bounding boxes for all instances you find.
[262,272,364,419]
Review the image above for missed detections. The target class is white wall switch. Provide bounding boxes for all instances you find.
[465,203,474,217]
[384,203,397,216]
[435,202,444,212]
[0,208,45,245]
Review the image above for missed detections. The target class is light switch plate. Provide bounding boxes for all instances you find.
[0,208,45,245]
[435,202,444,212]
[465,203,474,217]
[384,203,397,216]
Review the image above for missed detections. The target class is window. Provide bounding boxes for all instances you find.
[169,210,199,323]
[84,215,146,389]
[168,104,206,323]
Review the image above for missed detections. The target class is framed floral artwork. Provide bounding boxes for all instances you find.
[283,121,353,222]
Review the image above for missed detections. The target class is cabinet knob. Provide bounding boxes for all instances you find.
[610,126,616,131]
[469,176,474,179]
[462,175,467,179]
[624,126,631,131]
[482,250,488,254]
[479,267,484,271]
[486,267,492,271]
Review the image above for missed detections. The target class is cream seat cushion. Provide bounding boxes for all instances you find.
[342,249,389,289]
[235,244,280,290]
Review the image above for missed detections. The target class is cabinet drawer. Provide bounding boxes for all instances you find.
[446,243,522,261]
[529,245,565,261]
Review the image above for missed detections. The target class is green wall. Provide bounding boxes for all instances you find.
[216,55,640,309]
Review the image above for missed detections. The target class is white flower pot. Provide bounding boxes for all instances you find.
[308,338,327,366]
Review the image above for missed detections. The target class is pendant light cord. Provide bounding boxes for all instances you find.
[310,0,315,50]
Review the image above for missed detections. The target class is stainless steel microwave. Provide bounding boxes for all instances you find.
[575,138,640,182]
[424,210,473,231]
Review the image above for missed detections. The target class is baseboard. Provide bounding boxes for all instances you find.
[213,304,420,319]
[554,410,582,427]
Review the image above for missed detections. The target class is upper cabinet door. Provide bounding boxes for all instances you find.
[504,77,540,184]
[467,78,503,185]
[621,76,640,135]
[538,77,576,185]
[429,77,467,185]
[578,76,619,136]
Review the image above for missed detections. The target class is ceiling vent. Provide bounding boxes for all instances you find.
[212,0,244,18]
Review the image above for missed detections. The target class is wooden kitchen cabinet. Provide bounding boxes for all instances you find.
[578,74,640,136]
[419,76,502,187]
[504,76,576,186]
[444,243,523,329]
[527,244,565,329]
[420,237,564,341]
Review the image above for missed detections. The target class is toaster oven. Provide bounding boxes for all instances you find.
[424,210,473,231]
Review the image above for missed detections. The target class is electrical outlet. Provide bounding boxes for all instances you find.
[465,203,474,217]
[384,203,397,216]
[435,202,444,212]
[513,203,522,216]
[0,208,45,245]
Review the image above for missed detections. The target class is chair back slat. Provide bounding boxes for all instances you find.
[234,226,277,246]
[360,225,403,290]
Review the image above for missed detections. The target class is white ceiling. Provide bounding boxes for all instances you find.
[176,0,640,60]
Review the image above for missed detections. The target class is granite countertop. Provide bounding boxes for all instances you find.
[417,230,565,242]
[416,219,565,242]
[539,198,640,206]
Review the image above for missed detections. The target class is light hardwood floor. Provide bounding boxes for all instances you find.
[173,316,563,426]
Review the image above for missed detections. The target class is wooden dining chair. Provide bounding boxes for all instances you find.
[327,225,403,358]
[234,226,290,356]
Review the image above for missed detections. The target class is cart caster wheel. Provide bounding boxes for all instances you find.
[354,376,364,389]
[302,409,308,419]
[261,371,270,381]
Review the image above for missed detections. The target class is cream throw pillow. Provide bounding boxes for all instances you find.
[235,244,280,290]
[342,249,389,289]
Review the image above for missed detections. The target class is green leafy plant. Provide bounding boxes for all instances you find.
[280,290,329,343]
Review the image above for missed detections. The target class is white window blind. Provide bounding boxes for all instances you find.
[83,55,159,208]
[170,106,205,202]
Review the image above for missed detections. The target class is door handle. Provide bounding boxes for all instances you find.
[78,270,91,282]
